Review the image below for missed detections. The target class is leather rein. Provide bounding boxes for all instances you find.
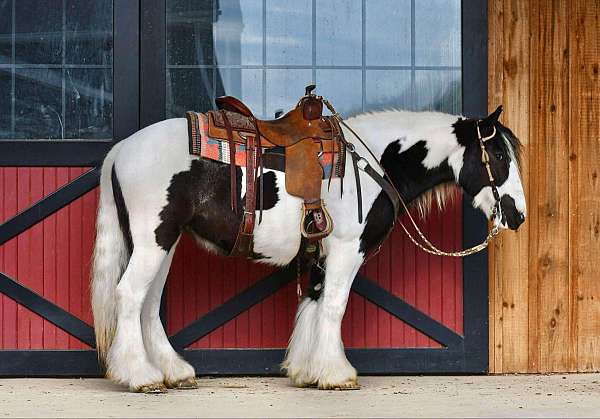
[323,99,502,258]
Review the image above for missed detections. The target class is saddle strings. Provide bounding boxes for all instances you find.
[322,99,501,258]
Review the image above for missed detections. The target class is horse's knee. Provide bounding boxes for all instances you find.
[115,280,147,314]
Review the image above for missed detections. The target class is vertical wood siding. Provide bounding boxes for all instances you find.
[0,167,463,350]
[489,0,600,373]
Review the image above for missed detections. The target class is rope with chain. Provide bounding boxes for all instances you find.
[322,98,502,258]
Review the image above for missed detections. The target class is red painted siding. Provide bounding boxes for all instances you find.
[0,168,97,349]
[0,167,463,350]
[166,198,464,350]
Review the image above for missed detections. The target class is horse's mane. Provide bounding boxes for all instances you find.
[410,183,460,219]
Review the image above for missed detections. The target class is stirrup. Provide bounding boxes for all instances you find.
[300,201,333,241]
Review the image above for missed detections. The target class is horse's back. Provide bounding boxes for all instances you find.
[113,118,191,177]
[108,118,194,236]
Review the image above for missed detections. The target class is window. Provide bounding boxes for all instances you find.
[166,0,461,119]
[0,0,113,140]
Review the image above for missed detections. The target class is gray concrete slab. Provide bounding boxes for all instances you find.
[0,375,599,418]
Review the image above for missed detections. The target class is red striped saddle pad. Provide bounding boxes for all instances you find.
[186,111,344,179]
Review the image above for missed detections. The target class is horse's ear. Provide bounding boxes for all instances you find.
[483,105,503,125]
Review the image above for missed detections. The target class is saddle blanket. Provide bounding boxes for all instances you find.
[186,111,343,178]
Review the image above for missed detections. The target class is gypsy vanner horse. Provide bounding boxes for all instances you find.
[91,103,526,392]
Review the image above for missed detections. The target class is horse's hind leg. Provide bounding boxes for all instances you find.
[141,238,197,389]
[107,243,167,393]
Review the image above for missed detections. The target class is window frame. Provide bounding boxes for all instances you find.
[0,0,141,166]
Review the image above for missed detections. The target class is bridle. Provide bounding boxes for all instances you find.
[395,122,502,258]
[324,99,503,258]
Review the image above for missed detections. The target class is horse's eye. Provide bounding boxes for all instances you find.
[495,153,504,160]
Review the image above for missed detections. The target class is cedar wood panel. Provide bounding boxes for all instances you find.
[488,0,600,373]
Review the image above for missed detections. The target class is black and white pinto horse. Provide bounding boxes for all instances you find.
[91,105,526,392]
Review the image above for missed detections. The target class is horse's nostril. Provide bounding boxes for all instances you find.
[518,213,525,222]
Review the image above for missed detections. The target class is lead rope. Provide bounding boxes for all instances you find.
[322,98,502,258]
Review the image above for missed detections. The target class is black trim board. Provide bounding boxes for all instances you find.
[353,275,463,348]
[170,264,297,349]
[0,274,96,348]
[0,167,100,246]
[113,0,141,141]
[460,0,489,373]
[0,142,112,167]
[140,0,167,129]
[0,348,471,377]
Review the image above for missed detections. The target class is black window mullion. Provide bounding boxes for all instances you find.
[140,0,166,129]
[461,0,489,373]
[113,0,141,141]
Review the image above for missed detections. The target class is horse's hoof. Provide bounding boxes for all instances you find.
[318,379,361,391]
[295,381,318,388]
[166,377,199,390]
[135,382,168,394]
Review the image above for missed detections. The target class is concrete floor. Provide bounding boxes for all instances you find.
[0,375,599,418]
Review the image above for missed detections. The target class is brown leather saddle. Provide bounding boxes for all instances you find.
[206,85,346,257]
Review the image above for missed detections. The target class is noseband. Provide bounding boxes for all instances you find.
[477,122,503,230]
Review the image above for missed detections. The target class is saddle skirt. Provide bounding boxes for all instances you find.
[186,111,345,179]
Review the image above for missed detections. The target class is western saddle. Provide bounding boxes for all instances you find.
[206,85,346,257]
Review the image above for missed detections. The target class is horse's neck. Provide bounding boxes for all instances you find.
[348,110,460,207]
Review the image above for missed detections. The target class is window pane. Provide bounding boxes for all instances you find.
[366,70,412,110]
[1,0,113,140]
[65,68,113,139]
[316,0,362,66]
[266,0,311,65]
[265,69,312,117]
[0,71,10,138]
[66,0,112,65]
[167,0,213,66]
[366,0,411,66]
[216,68,263,117]
[214,0,263,66]
[167,68,213,118]
[415,0,460,66]
[414,70,461,114]
[14,68,63,139]
[0,0,11,64]
[166,1,462,124]
[15,0,62,65]
[316,69,362,117]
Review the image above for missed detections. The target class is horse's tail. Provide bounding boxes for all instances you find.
[91,142,128,366]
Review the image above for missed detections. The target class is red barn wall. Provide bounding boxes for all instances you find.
[0,167,463,350]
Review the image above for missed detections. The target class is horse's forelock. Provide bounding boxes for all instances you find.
[496,122,523,170]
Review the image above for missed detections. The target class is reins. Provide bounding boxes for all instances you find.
[323,99,502,258]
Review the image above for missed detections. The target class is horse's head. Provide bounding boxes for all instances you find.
[451,106,526,230]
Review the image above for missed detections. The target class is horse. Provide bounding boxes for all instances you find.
[91,104,526,392]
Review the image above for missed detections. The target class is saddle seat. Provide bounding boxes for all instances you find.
[205,85,346,257]
[210,97,339,149]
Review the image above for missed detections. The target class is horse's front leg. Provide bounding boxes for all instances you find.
[284,236,363,390]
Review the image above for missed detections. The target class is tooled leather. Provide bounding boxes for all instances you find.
[210,110,257,132]
[208,107,336,147]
